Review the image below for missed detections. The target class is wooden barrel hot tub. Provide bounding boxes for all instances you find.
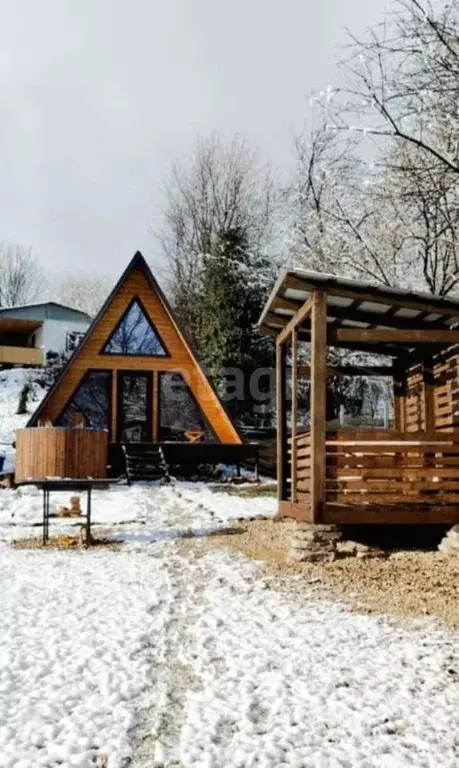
[15,428,108,483]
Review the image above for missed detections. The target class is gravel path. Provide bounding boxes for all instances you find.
[190,517,459,630]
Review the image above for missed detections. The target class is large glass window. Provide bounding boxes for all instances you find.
[56,371,111,430]
[103,299,168,356]
[159,372,215,442]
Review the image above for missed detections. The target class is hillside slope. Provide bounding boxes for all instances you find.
[0,368,47,471]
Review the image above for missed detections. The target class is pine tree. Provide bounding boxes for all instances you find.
[159,135,278,425]
[196,227,275,421]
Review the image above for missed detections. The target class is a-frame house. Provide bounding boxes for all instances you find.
[28,252,241,449]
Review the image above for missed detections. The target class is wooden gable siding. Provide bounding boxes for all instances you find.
[37,264,241,444]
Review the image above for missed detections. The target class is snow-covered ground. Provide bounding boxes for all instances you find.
[0,369,458,766]
[1,481,459,768]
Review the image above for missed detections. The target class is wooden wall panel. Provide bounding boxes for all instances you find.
[15,428,107,482]
[405,363,423,432]
[403,350,459,434]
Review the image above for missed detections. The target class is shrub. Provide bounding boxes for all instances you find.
[17,382,32,415]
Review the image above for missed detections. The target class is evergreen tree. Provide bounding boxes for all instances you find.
[159,135,278,425]
[196,227,275,420]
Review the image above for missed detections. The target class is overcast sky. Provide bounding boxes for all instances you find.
[0,0,389,280]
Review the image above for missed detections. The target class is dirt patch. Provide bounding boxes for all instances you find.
[179,519,293,571]
[181,518,459,630]
[181,519,290,565]
[210,483,277,498]
[12,535,121,551]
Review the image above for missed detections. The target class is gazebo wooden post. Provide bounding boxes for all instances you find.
[290,329,298,502]
[393,361,406,431]
[310,291,327,523]
[276,339,288,502]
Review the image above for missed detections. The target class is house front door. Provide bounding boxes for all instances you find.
[117,371,152,442]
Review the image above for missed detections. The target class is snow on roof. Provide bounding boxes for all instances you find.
[0,302,91,321]
[259,268,459,357]
[262,268,459,318]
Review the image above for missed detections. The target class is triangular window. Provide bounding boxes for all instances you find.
[103,299,168,356]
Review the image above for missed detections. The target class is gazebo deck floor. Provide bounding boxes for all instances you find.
[279,500,459,525]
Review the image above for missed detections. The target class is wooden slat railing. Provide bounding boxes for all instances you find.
[289,428,459,505]
[288,431,311,503]
[326,429,459,504]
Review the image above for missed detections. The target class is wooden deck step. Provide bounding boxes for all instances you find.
[121,443,170,484]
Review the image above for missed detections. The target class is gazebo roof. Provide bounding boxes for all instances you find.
[258,269,459,357]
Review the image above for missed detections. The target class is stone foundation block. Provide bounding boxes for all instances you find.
[336,540,357,557]
[294,522,336,531]
[355,543,388,559]
[292,540,335,553]
[289,550,336,564]
[289,523,389,563]
[439,526,459,556]
[294,527,343,544]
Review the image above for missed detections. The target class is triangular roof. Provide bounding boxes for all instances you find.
[28,252,241,444]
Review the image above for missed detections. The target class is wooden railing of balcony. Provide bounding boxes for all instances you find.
[0,346,43,366]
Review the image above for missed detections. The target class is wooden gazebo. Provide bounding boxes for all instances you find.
[259,269,459,524]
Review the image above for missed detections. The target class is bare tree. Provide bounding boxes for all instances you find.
[329,0,459,175]
[293,2,459,295]
[288,119,410,287]
[373,138,459,294]
[292,91,459,294]
[56,273,113,317]
[0,242,44,307]
[287,121,352,272]
[157,133,277,336]
[318,0,459,293]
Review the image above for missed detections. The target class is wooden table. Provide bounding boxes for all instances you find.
[16,478,110,546]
